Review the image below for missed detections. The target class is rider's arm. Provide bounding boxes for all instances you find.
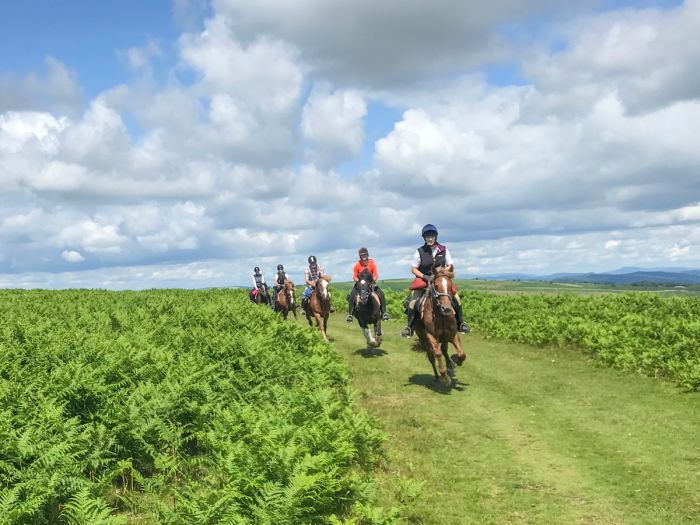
[251,276,257,288]
[411,250,428,279]
[369,260,379,281]
[261,274,266,284]
[444,248,455,272]
[352,262,360,282]
[304,267,313,286]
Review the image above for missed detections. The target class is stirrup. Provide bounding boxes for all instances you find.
[346,315,353,323]
[460,322,471,333]
[381,313,390,321]
[401,325,413,338]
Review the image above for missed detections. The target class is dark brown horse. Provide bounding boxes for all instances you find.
[414,266,467,386]
[274,280,297,320]
[304,275,332,341]
[353,277,382,348]
[250,283,271,306]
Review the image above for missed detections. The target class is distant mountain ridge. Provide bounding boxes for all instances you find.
[477,268,700,285]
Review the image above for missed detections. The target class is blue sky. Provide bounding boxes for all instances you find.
[1,0,699,288]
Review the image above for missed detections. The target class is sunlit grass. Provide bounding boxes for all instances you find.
[328,313,700,524]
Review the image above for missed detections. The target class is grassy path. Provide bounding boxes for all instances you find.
[319,313,699,524]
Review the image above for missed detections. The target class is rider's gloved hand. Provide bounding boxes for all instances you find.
[422,273,432,282]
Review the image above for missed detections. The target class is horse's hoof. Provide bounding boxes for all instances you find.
[452,353,466,366]
[447,367,456,378]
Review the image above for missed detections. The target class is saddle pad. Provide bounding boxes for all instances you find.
[409,278,427,290]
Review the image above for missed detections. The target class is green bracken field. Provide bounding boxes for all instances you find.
[1,283,699,523]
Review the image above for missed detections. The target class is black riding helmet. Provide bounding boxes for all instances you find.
[254,266,260,273]
[277,264,284,271]
[421,223,438,239]
[308,255,317,264]
[358,247,369,257]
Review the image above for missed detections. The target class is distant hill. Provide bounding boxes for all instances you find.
[476,268,700,286]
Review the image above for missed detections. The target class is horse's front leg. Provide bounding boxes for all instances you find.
[420,333,439,382]
[425,332,449,386]
[361,318,378,348]
[323,314,329,341]
[314,312,328,341]
[451,333,466,365]
[443,340,456,378]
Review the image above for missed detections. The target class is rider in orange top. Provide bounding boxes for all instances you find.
[346,247,390,323]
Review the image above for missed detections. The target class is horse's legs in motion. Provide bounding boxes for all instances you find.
[314,312,328,341]
[426,332,449,386]
[451,334,466,365]
[443,341,456,378]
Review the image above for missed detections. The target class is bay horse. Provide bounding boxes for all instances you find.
[274,280,297,320]
[414,266,467,387]
[304,275,332,342]
[353,277,382,348]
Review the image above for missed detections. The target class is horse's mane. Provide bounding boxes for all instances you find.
[285,280,295,289]
[433,266,455,279]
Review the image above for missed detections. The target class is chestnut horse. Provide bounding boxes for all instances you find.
[274,280,297,320]
[304,275,332,341]
[414,266,467,386]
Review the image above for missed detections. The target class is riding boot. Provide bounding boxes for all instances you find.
[346,301,354,323]
[401,307,416,338]
[378,290,390,321]
[452,299,471,333]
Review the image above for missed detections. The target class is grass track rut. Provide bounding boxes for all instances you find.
[316,313,700,524]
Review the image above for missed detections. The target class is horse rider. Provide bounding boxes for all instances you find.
[302,255,327,311]
[251,266,272,306]
[346,247,391,323]
[272,263,289,306]
[401,224,470,337]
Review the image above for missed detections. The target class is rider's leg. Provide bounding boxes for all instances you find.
[375,286,390,320]
[346,288,357,322]
[452,293,470,333]
[302,286,312,309]
[401,289,422,338]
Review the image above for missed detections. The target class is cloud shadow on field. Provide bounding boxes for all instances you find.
[406,373,468,394]
[353,347,388,358]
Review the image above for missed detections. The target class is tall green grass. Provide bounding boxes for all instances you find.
[0,289,392,524]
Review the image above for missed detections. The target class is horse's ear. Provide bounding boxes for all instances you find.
[325,275,332,282]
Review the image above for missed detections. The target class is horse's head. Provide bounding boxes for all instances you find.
[357,278,373,305]
[430,266,455,317]
[284,280,295,304]
[315,275,331,300]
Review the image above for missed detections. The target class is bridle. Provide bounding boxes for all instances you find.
[429,275,454,316]
[284,282,294,305]
[357,278,373,305]
[315,277,330,301]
